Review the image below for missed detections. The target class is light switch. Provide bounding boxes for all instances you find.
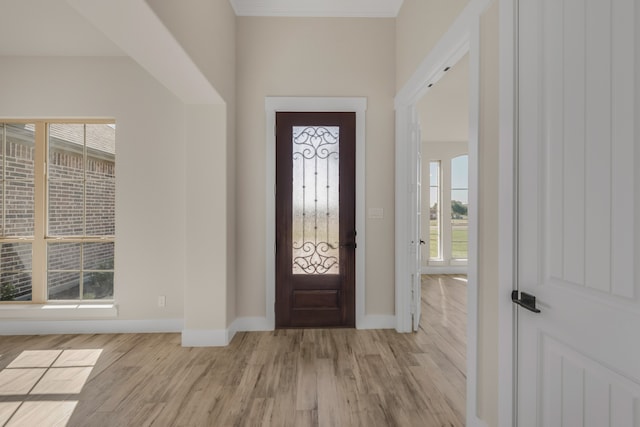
[368,208,384,219]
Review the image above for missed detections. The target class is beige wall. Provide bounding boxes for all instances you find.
[0,56,186,322]
[146,0,238,327]
[477,1,499,426]
[236,17,396,318]
[396,0,469,91]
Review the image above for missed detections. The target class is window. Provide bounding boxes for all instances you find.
[451,155,468,259]
[0,122,115,302]
[429,161,441,260]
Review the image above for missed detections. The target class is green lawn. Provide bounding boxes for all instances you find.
[429,219,468,259]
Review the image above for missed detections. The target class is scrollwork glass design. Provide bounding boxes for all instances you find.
[292,126,340,275]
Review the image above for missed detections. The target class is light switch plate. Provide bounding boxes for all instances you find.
[368,208,384,219]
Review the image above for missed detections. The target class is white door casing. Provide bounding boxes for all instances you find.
[412,114,423,332]
[515,0,640,425]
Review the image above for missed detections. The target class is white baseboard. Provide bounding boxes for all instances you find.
[232,316,271,332]
[422,265,468,275]
[357,314,396,329]
[0,318,184,335]
[468,416,488,427]
[181,328,230,347]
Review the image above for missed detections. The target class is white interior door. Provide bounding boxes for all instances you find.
[516,0,640,425]
[413,121,423,332]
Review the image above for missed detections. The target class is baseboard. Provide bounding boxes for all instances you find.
[181,328,230,347]
[357,314,396,329]
[468,416,488,427]
[232,316,271,332]
[0,318,184,335]
[422,265,468,275]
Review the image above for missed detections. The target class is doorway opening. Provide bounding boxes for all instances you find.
[394,8,482,423]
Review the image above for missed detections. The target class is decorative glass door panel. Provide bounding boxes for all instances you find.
[275,112,355,328]
[292,126,340,275]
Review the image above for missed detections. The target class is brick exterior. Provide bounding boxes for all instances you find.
[0,124,115,301]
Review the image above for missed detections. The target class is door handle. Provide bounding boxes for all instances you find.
[340,242,357,249]
[511,290,541,313]
[419,239,426,245]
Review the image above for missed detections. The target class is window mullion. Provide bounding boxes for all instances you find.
[32,122,47,303]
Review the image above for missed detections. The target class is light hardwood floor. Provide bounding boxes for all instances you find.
[0,275,466,427]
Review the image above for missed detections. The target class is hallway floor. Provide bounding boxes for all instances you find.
[0,275,466,426]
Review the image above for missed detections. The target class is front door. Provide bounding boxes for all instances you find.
[516,0,640,425]
[275,112,356,328]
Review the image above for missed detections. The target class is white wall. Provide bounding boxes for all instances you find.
[0,56,186,322]
[236,17,396,319]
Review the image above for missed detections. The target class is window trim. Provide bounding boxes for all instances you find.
[0,119,115,304]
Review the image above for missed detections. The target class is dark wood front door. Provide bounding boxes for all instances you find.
[275,112,356,328]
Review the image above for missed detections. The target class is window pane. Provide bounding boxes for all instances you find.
[0,243,32,301]
[86,124,115,236]
[83,272,113,299]
[292,126,340,275]
[451,155,468,259]
[5,181,34,237]
[48,180,84,236]
[83,242,114,270]
[48,271,80,300]
[86,124,116,160]
[3,124,35,237]
[48,243,81,271]
[85,179,114,236]
[429,161,440,259]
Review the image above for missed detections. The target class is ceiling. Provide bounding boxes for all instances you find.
[0,0,403,57]
[0,0,124,56]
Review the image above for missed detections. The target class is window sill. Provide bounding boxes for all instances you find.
[0,303,118,320]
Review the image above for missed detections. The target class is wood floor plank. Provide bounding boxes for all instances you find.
[0,274,467,426]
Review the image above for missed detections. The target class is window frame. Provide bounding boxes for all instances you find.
[0,119,115,304]
[450,154,469,261]
[428,160,442,261]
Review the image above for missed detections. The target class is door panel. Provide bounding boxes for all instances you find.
[517,0,640,425]
[275,112,356,328]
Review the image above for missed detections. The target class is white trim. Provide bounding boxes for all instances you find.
[469,417,489,427]
[0,304,118,320]
[394,0,490,423]
[0,318,183,335]
[421,266,468,275]
[231,316,271,332]
[182,328,230,347]
[265,97,367,329]
[499,0,517,425]
[466,15,482,427]
[357,315,396,330]
[230,0,403,18]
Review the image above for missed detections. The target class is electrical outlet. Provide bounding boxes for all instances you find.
[158,295,166,308]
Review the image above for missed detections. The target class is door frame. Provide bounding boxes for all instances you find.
[265,97,367,329]
[498,0,517,425]
[394,0,490,423]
